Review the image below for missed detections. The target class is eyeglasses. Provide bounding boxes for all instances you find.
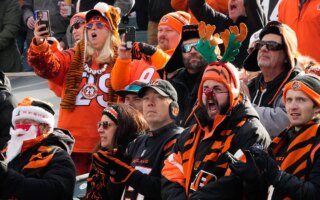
[254,40,284,51]
[86,22,108,30]
[97,121,113,129]
[181,42,198,53]
[203,87,228,97]
[72,22,84,30]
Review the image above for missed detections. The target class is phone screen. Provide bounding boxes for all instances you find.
[125,26,136,49]
[35,10,51,36]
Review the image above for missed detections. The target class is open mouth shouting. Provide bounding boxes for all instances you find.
[206,98,219,118]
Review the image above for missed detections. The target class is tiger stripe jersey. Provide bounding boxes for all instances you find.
[161,97,271,199]
[267,119,320,199]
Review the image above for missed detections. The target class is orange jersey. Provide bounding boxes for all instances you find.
[111,48,173,91]
[278,0,320,63]
[28,39,116,153]
[171,0,228,24]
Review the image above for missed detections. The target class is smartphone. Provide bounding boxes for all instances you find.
[125,26,136,50]
[35,10,51,36]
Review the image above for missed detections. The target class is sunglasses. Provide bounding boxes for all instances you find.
[86,22,108,30]
[254,40,284,51]
[181,42,198,53]
[72,22,84,30]
[97,121,113,129]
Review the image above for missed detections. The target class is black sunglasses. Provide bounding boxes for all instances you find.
[97,121,112,129]
[254,40,284,51]
[72,22,84,30]
[181,42,197,53]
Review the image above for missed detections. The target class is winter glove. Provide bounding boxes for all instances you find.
[96,147,134,184]
[249,146,282,185]
[92,149,110,172]
[227,150,261,183]
[0,161,8,181]
[131,42,157,61]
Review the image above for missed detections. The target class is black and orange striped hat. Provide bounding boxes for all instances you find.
[102,104,120,124]
[283,74,320,106]
[197,62,240,110]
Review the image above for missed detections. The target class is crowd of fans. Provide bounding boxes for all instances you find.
[0,0,320,199]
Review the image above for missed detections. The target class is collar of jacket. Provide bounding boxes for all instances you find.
[147,122,176,137]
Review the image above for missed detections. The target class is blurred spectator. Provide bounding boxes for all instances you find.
[0,0,21,72]
[0,97,76,200]
[22,0,75,50]
[164,24,208,126]
[111,11,191,91]
[84,103,148,199]
[76,0,134,17]
[188,0,267,68]
[115,80,148,113]
[0,72,16,150]
[243,21,303,137]
[171,0,228,23]
[148,0,175,45]
[278,0,320,63]
[28,3,121,175]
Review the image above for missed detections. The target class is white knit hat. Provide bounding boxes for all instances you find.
[12,97,55,132]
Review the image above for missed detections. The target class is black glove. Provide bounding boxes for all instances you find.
[96,147,134,184]
[0,161,8,180]
[249,146,281,185]
[227,150,261,183]
[131,42,157,60]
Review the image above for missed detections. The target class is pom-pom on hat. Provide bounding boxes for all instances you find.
[12,97,55,131]
[283,74,320,107]
[86,2,121,36]
[158,11,191,35]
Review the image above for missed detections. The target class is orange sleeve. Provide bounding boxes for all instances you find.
[150,49,171,70]
[47,80,62,97]
[207,0,228,15]
[162,152,186,188]
[171,0,188,11]
[110,58,132,91]
[28,38,73,84]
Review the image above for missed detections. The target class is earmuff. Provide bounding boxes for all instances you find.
[169,101,180,120]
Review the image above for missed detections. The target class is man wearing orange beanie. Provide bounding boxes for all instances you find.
[111,11,191,92]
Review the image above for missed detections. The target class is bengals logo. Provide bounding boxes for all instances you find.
[291,81,301,91]
[190,170,217,191]
[160,16,168,23]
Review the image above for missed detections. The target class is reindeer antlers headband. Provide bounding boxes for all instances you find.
[195,21,248,64]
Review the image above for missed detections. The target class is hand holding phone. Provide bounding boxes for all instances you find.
[124,26,136,50]
[35,10,51,36]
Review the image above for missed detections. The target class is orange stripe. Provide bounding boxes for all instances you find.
[164,138,177,152]
[221,135,234,153]
[281,144,312,171]
[288,128,316,151]
[162,153,185,187]
[292,160,307,176]
[311,143,320,163]
[23,154,54,169]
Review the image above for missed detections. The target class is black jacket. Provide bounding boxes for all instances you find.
[161,96,271,199]
[169,69,204,127]
[110,123,184,200]
[0,129,76,200]
[0,72,16,150]
[188,0,267,68]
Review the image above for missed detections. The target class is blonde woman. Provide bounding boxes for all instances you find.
[28,3,121,175]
